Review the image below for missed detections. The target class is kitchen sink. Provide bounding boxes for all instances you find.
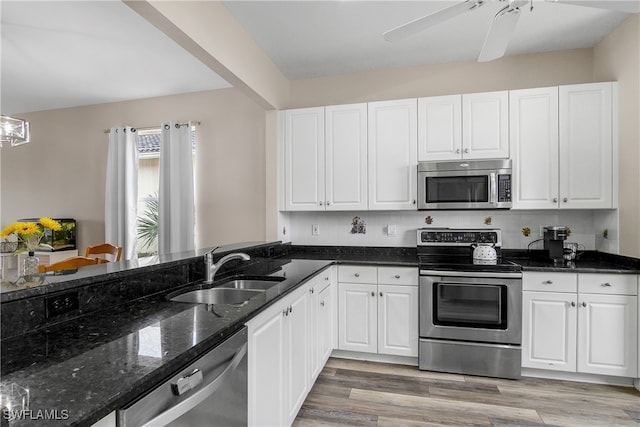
[170,288,263,305]
[217,277,283,291]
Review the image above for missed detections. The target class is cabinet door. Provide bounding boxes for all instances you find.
[284,107,325,211]
[307,279,321,383]
[510,87,560,209]
[318,281,335,366]
[248,307,285,427]
[284,288,310,424]
[417,95,462,161]
[521,292,577,372]
[559,82,613,209]
[325,103,368,211]
[338,283,377,353]
[577,293,637,377]
[462,91,509,159]
[377,284,418,357]
[368,99,417,210]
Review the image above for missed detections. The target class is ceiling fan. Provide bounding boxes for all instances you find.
[383,0,640,62]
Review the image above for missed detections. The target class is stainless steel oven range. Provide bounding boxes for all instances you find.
[417,228,523,379]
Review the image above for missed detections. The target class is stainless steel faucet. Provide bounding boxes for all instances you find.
[204,251,251,284]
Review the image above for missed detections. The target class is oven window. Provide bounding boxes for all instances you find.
[426,175,489,203]
[433,283,507,329]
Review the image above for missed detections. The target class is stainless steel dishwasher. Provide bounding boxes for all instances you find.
[118,327,248,427]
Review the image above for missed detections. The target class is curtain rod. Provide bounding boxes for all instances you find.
[103,121,201,134]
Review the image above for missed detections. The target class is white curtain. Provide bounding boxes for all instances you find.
[105,127,138,260]
[158,122,195,255]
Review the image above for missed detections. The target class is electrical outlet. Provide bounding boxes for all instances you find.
[387,224,397,236]
[312,224,319,235]
[45,290,79,319]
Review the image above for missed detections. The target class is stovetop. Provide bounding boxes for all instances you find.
[417,228,521,273]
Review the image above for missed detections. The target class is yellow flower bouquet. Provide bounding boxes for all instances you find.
[1,218,62,254]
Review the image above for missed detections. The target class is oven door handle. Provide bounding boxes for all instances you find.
[419,269,522,279]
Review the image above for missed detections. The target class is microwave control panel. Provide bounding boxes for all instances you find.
[497,174,511,203]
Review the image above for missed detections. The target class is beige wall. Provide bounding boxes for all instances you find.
[594,15,640,258]
[0,88,266,252]
[287,48,594,108]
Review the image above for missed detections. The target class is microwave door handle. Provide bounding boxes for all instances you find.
[489,173,496,204]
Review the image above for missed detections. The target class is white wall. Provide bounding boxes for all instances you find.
[286,210,616,251]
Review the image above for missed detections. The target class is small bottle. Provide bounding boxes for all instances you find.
[23,251,39,276]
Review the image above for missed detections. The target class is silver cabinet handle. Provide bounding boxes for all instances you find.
[412,200,416,204]
[327,202,331,205]
[310,288,315,294]
[455,149,461,154]
[325,276,329,281]
[371,291,375,297]
[570,301,576,307]
[319,201,323,206]
[283,309,288,317]
[464,148,469,154]
[563,197,568,203]
[582,302,587,307]
[379,292,383,297]
[553,197,558,203]
[394,274,400,279]
[355,273,360,277]
[601,282,612,287]
[320,301,325,307]
[543,280,553,285]
[288,305,293,314]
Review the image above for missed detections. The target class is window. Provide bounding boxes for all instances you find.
[135,127,196,257]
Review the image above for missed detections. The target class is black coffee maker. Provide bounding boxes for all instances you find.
[543,226,568,264]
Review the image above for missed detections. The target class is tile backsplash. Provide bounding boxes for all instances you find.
[283,209,619,253]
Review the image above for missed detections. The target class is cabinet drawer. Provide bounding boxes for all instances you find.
[523,272,577,292]
[338,265,377,284]
[578,274,638,295]
[377,266,418,286]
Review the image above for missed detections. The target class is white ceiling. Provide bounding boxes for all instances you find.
[1,1,636,115]
[0,1,230,115]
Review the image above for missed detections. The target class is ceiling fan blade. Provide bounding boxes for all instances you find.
[546,0,640,13]
[383,0,486,42]
[478,2,526,62]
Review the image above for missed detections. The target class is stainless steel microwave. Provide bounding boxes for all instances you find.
[417,159,512,210]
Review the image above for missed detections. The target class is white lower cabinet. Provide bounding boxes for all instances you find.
[338,265,418,358]
[522,272,638,378]
[248,284,309,427]
[247,266,336,427]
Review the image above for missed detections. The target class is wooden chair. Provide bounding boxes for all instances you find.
[85,243,122,262]
[38,256,107,273]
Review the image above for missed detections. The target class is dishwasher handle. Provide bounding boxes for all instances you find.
[140,342,248,427]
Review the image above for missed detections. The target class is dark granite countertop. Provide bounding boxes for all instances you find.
[503,249,640,274]
[1,244,638,426]
[0,256,332,427]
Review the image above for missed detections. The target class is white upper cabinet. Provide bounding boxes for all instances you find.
[511,82,616,210]
[283,104,367,211]
[510,87,560,209]
[418,91,508,161]
[325,103,368,211]
[559,82,613,209]
[368,99,418,210]
[417,95,462,161]
[462,91,509,159]
[284,107,325,211]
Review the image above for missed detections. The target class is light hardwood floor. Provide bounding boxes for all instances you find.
[294,358,640,427]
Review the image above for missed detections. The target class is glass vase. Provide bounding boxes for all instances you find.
[23,251,39,276]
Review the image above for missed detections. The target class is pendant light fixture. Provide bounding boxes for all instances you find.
[0,115,30,147]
